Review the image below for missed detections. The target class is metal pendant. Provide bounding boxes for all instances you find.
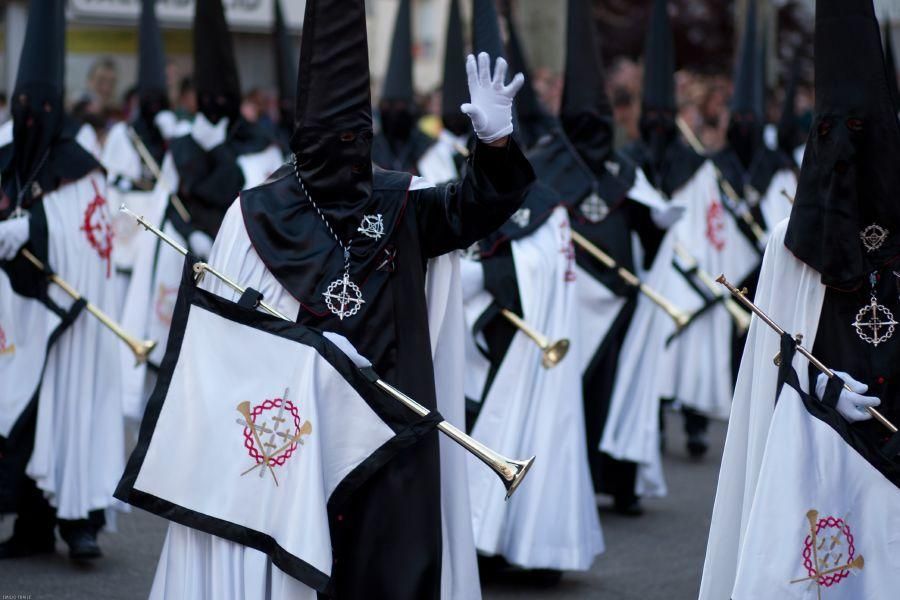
[580,193,609,224]
[323,271,365,321]
[860,223,889,253]
[510,208,531,228]
[357,214,385,240]
[852,296,897,347]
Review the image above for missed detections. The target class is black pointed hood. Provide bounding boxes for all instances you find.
[138,0,169,119]
[193,0,241,123]
[641,0,676,116]
[560,0,615,170]
[777,53,801,161]
[504,1,554,147]
[785,0,900,289]
[726,0,764,168]
[631,0,704,197]
[382,0,415,103]
[11,0,66,185]
[2,0,98,217]
[884,18,900,113]
[732,0,760,116]
[273,0,298,132]
[472,0,505,60]
[290,0,373,215]
[441,0,470,136]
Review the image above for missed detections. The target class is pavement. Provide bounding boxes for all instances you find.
[0,410,724,600]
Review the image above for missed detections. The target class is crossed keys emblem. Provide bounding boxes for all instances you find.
[789,509,864,599]
[235,388,313,486]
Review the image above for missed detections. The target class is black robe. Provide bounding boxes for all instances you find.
[240,140,534,599]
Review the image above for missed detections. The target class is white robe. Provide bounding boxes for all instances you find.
[151,179,480,600]
[417,131,468,185]
[463,206,604,571]
[25,171,125,519]
[118,138,282,421]
[699,219,826,599]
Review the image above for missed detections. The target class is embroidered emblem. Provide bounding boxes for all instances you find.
[510,208,531,228]
[80,180,114,278]
[705,199,726,252]
[790,510,863,592]
[559,220,576,283]
[604,160,620,176]
[0,324,15,356]
[154,284,178,327]
[377,246,397,272]
[323,271,365,320]
[236,389,313,486]
[860,224,888,253]
[357,214,385,240]
[580,193,609,223]
[852,297,897,347]
[462,243,481,262]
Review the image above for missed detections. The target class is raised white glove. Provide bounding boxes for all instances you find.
[191,114,229,151]
[0,217,30,261]
[816,370,882,423]
[460,53,525,144]
[154,110,180,140]
[651,203,686,230]
[188,231,214,259]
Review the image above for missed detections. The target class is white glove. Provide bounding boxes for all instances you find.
[188,231,214,259]
[460,53,525,144]
[0,217,30,261]
[816,371,882,423]
[154,110,180,140]
[191,114,229,151]
[651,203,686,230]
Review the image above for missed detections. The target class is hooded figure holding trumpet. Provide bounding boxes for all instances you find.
[701,1,900,597]
[0,0,125,561]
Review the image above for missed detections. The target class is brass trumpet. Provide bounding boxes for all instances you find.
[500,308,569,369]
[673,242,751,336]
[571,230,690,331]
[121,205,535,499]
[716,274,898,434]
[126,126,193,224]
[21,248,156,365]
[676,117,767,248]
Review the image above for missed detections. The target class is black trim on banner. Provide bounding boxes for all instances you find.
[776,349,900,489]
[115,255,439,592]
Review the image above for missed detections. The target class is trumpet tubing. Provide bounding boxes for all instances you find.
[716,274,898,434]
[499,308,570,369]
[21,249,156,365]
[122,205,535,498]
[673,243,751,335]
[571,231,691,331]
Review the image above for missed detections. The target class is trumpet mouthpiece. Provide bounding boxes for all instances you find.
[715,274,727,285]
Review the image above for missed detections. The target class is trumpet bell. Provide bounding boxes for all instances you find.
[541,338,570,369]
[503,455,536,500]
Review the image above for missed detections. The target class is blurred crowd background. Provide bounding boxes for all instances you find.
[0,0,895,155]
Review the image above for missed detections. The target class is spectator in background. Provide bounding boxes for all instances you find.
[608,57,642,146]
[175,76,196,120]
[80,57,118,113]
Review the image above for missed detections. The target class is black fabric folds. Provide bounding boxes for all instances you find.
[138,0,169,125]
[441,0,471,137]
[784,0,900,289]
